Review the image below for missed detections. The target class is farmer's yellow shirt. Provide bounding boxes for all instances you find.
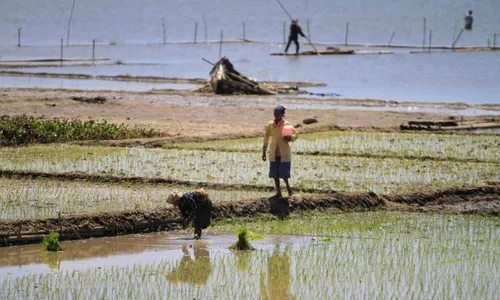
[263,119,298,162]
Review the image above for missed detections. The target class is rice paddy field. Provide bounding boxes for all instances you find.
[0,212,499,299]
[0,130,499,298]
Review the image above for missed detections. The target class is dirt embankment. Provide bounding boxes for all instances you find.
[1,185,498,246]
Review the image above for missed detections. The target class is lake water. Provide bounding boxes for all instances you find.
[0,0,499,107]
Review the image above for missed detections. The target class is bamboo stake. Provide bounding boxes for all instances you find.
[60,39,64,67]
[428,30,432,53]
[17,28,22,47]
[452,28,464,48]
[66,0,76,46]
[345,22,349,46]
[451,22,457,45]
[242,22,246,41]
[194,22,198,43]
[306,19,311,40]
[161,17,166,45]
[388,30,395,46]
[92,39,96,64]
[422,17,426,51]
[283,21,286,44]
[219,30,223,57]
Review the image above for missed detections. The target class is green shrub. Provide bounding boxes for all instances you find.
[42,232,63,252]
[0,115,161,146]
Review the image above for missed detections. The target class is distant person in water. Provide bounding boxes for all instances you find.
[167,189,212,239]
[464,10,473,30]
[262,104,298,198]
[284,19,306,55]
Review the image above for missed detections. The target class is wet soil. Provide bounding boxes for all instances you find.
[1,88,498,147]
[1,185,498,246]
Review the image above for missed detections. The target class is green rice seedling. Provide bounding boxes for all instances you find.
[0,177,268,220]
[42,232,62,252]
[230,227,255,250]
[0,145,497,195]
[175,131,500,163]
[0,212,489,299]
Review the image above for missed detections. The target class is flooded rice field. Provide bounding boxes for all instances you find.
[0,212,498,299]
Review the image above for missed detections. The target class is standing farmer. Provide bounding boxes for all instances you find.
[167,189,213,239]
[284,19,307,54]
[464,10,473,30]
[262,105,298,198]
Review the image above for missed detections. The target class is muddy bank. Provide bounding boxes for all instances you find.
[2,87,498,143]
[1,185,498,246]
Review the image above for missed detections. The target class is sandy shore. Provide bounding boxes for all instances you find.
[1,87,499,142]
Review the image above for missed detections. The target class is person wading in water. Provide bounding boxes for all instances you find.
[167,189,212,239]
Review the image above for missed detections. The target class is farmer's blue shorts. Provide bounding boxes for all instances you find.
[269,156,291,179]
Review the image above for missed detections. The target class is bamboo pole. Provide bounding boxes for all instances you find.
[92,39,96,64]
[388,30,395,46]
[451,22,457,45]
[161,17,166,44]
[276,0,318,53]
[283,21,286,44]
[428,30,432,53]
[494,33,497,49]
[66,0,76,46]
[345,22,349,45]
[60,39,64,67]
[452,28,464,48]
[422,17,426,51]
[306,19,311,40]
[17,28,22,47]
[219,30,223,57]
[242,22,246,41]
[194,22,198,43]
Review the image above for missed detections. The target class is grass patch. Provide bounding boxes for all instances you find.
[0,115,161,146]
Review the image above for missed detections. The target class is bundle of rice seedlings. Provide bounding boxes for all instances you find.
[229,227,255,250]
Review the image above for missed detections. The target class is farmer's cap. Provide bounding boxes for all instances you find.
[274,104,286,112]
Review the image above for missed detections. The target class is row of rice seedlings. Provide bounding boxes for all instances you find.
[1,145,497,194]
[174,131,500,163]
[0,177,268,220]
[1,213,498,299]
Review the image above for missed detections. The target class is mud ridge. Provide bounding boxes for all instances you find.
[0,169,334,194]
[159,146,499,165]
[1,185,498,246]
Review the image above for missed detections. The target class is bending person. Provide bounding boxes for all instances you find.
[167,189,212,239]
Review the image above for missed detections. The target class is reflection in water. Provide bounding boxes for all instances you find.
[260,245,295,300]
[236,251,252,272]
[43,252,62,270]
[165,241,212,286]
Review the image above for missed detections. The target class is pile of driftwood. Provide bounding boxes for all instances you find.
[400,121,458,131]
[199,57,274,95]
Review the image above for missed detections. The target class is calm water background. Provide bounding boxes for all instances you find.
[0,0,499,106]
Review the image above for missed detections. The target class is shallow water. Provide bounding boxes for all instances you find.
[0,75,196,91]
[1,0,499,108]
[0,212,498,299]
